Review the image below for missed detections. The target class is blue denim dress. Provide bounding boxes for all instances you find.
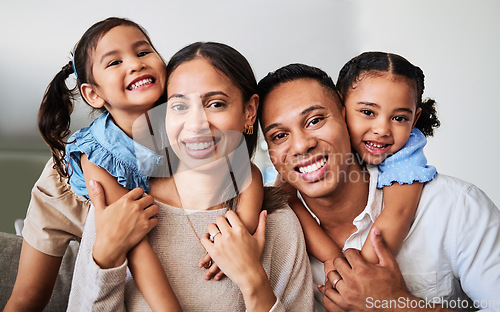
[66,112,164,197]
[377,128,437,188]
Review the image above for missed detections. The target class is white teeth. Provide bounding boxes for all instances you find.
[365,142,387,149]
[129,78,153,90]
[298,158,326,174]
[186,141,213,150]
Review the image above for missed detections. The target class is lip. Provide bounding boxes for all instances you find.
[294,155,329,182]
[181,136,219,159]
[362,140,392,156]
[127,74,156,90]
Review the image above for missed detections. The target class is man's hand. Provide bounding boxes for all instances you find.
[319,227,411,311]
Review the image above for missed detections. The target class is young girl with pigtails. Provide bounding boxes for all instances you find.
[283,52,440,278]
[7,17,182,311]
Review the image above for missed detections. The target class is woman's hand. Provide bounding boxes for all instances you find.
[90,180,159,269]
[201,210,276,312]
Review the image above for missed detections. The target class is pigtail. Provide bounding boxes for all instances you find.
[415,98,440,137]
[38,61,77,178]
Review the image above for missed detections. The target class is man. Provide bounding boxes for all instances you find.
[257,63,500,311]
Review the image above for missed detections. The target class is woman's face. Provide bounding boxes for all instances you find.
[165,58,256,169]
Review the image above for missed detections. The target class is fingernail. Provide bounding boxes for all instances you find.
[264,210,268,217]
[89,180,96,190]
[373,226,381,236]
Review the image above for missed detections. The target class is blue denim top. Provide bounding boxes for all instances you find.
[66,112,163,197]
[377,128,437,188]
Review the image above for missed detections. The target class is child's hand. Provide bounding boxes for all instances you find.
[199,253,225,281]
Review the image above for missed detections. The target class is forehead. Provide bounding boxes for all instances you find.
[167,58,238,96]
[95,25,147,51]
[348,74,416,103]
[261,79,341,128]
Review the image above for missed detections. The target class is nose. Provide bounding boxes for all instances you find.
[184,102,210,134]
[128,57,145,73]
[291,130,317,157]
[371,118,391,137]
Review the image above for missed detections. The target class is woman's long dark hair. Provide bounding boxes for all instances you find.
[38,17,162,178]
[337,51,440,137]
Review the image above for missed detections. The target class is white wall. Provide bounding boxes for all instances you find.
[1,0,498,209]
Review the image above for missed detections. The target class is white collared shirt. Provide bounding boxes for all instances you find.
[305,166,500,311]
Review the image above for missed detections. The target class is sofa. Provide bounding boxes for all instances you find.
[0,231,79,311]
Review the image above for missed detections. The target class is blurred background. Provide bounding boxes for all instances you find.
[1,0,499,233]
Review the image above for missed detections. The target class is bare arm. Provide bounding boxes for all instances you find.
[81,154,181,311]
[4,241,62,311]
[235,163,264,234]
[361,182,422,264]
[288,194,343,263]
[202,163,264,281]
[277,179,342,271]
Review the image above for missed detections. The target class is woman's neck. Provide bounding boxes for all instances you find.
[149,156,238,211]
[173,156,238,210]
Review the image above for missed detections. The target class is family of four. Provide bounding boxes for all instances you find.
[5,17,499,311]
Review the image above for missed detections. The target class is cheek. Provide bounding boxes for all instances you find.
[165,117,181,140]
[345,116,365,139]
[267,146,286,170]
[329,126,352,153]
[394,128,412,148]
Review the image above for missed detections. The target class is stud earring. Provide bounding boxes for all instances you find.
[244,125,254,135]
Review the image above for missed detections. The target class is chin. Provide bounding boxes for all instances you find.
[295,179,340,200]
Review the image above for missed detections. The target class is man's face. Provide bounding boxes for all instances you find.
[261,78,353,198]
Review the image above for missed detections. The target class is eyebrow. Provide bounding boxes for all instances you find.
[100,40,151,64]
[263,105,326,135]
[167,91,229,101]
[357,102,413,114]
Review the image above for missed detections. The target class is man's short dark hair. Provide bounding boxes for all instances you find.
[257,63,342,125]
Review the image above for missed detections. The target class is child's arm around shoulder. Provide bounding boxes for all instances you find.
[361,182,422,264]
[236,163,264,234]
[276,177,342,275]
[201,163,264,281]
[80,154,181,312]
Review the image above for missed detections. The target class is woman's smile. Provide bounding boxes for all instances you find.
[182,136,219,159]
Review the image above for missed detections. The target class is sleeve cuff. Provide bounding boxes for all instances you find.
[268,297,283,312]
[92,257,128,289]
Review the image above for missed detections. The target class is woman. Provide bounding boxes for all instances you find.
[67,42,314,311]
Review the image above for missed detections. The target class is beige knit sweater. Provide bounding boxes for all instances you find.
[68,190,315,311]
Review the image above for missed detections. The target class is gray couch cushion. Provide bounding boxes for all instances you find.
[0,232,78,311]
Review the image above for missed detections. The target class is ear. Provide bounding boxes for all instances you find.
[244,94,259,127]
[81,83,105,109]
[412,107,422,129]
